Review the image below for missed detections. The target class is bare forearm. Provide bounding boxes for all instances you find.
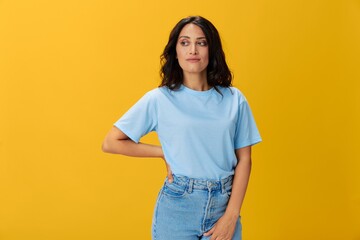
[225,157,252,218]
[102,126,164,158]
[102,139,163,158]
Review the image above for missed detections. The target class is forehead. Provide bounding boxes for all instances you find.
[178,23,206,38]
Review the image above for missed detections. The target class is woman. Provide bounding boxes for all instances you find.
[102,16,262,240]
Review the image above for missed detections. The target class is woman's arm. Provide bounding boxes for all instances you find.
[203,146,252,239]
[102,126,174,182]
[102,126,164,158]
[225,145,252,217]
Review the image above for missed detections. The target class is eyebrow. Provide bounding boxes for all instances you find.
[178,36,206,40]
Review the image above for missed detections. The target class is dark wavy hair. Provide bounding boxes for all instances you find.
[159,16,233,93]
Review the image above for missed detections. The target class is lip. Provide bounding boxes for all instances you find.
[186,58,201,62]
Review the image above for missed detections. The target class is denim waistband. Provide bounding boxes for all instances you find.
[168,174,233,194]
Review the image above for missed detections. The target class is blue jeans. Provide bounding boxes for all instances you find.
[152,174,242,240]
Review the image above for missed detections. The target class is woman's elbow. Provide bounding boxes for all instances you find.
[102,127,129,154]
[101,140,111,153]
[102,137,117,153]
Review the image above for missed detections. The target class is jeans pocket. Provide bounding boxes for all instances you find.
[162,180,187,198]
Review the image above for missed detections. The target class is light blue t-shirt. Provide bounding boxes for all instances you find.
[114,84,262,180]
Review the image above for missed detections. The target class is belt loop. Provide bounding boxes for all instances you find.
[187,179,194,193]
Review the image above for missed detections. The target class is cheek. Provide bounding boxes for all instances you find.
[175,50,186,68]
[203,50,209,61]
[176,48,185,59]
[203,53,209,64]
[176,45,184,56]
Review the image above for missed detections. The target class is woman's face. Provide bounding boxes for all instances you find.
[176,23,209,76]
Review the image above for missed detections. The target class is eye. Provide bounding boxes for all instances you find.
[179,40,189,46]
[197,41,208,46]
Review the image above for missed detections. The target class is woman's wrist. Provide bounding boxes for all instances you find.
[156,145,164,158]
[224,205,240,220]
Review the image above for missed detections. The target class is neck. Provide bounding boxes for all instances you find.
[182,71,209,91]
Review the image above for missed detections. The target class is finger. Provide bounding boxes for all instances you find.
[167,171,173,183]
[210,232,219,240]
[203,227,215,236]
[166,163,173,183]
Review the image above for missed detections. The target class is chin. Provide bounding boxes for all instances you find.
[185,68,207,74]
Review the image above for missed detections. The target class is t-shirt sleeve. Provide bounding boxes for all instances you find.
[234,95,262,149]
[113,91,158,143]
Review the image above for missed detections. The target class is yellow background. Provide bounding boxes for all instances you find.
[1,0,359,239]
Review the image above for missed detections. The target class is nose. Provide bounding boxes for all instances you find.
[189,43,198,55]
